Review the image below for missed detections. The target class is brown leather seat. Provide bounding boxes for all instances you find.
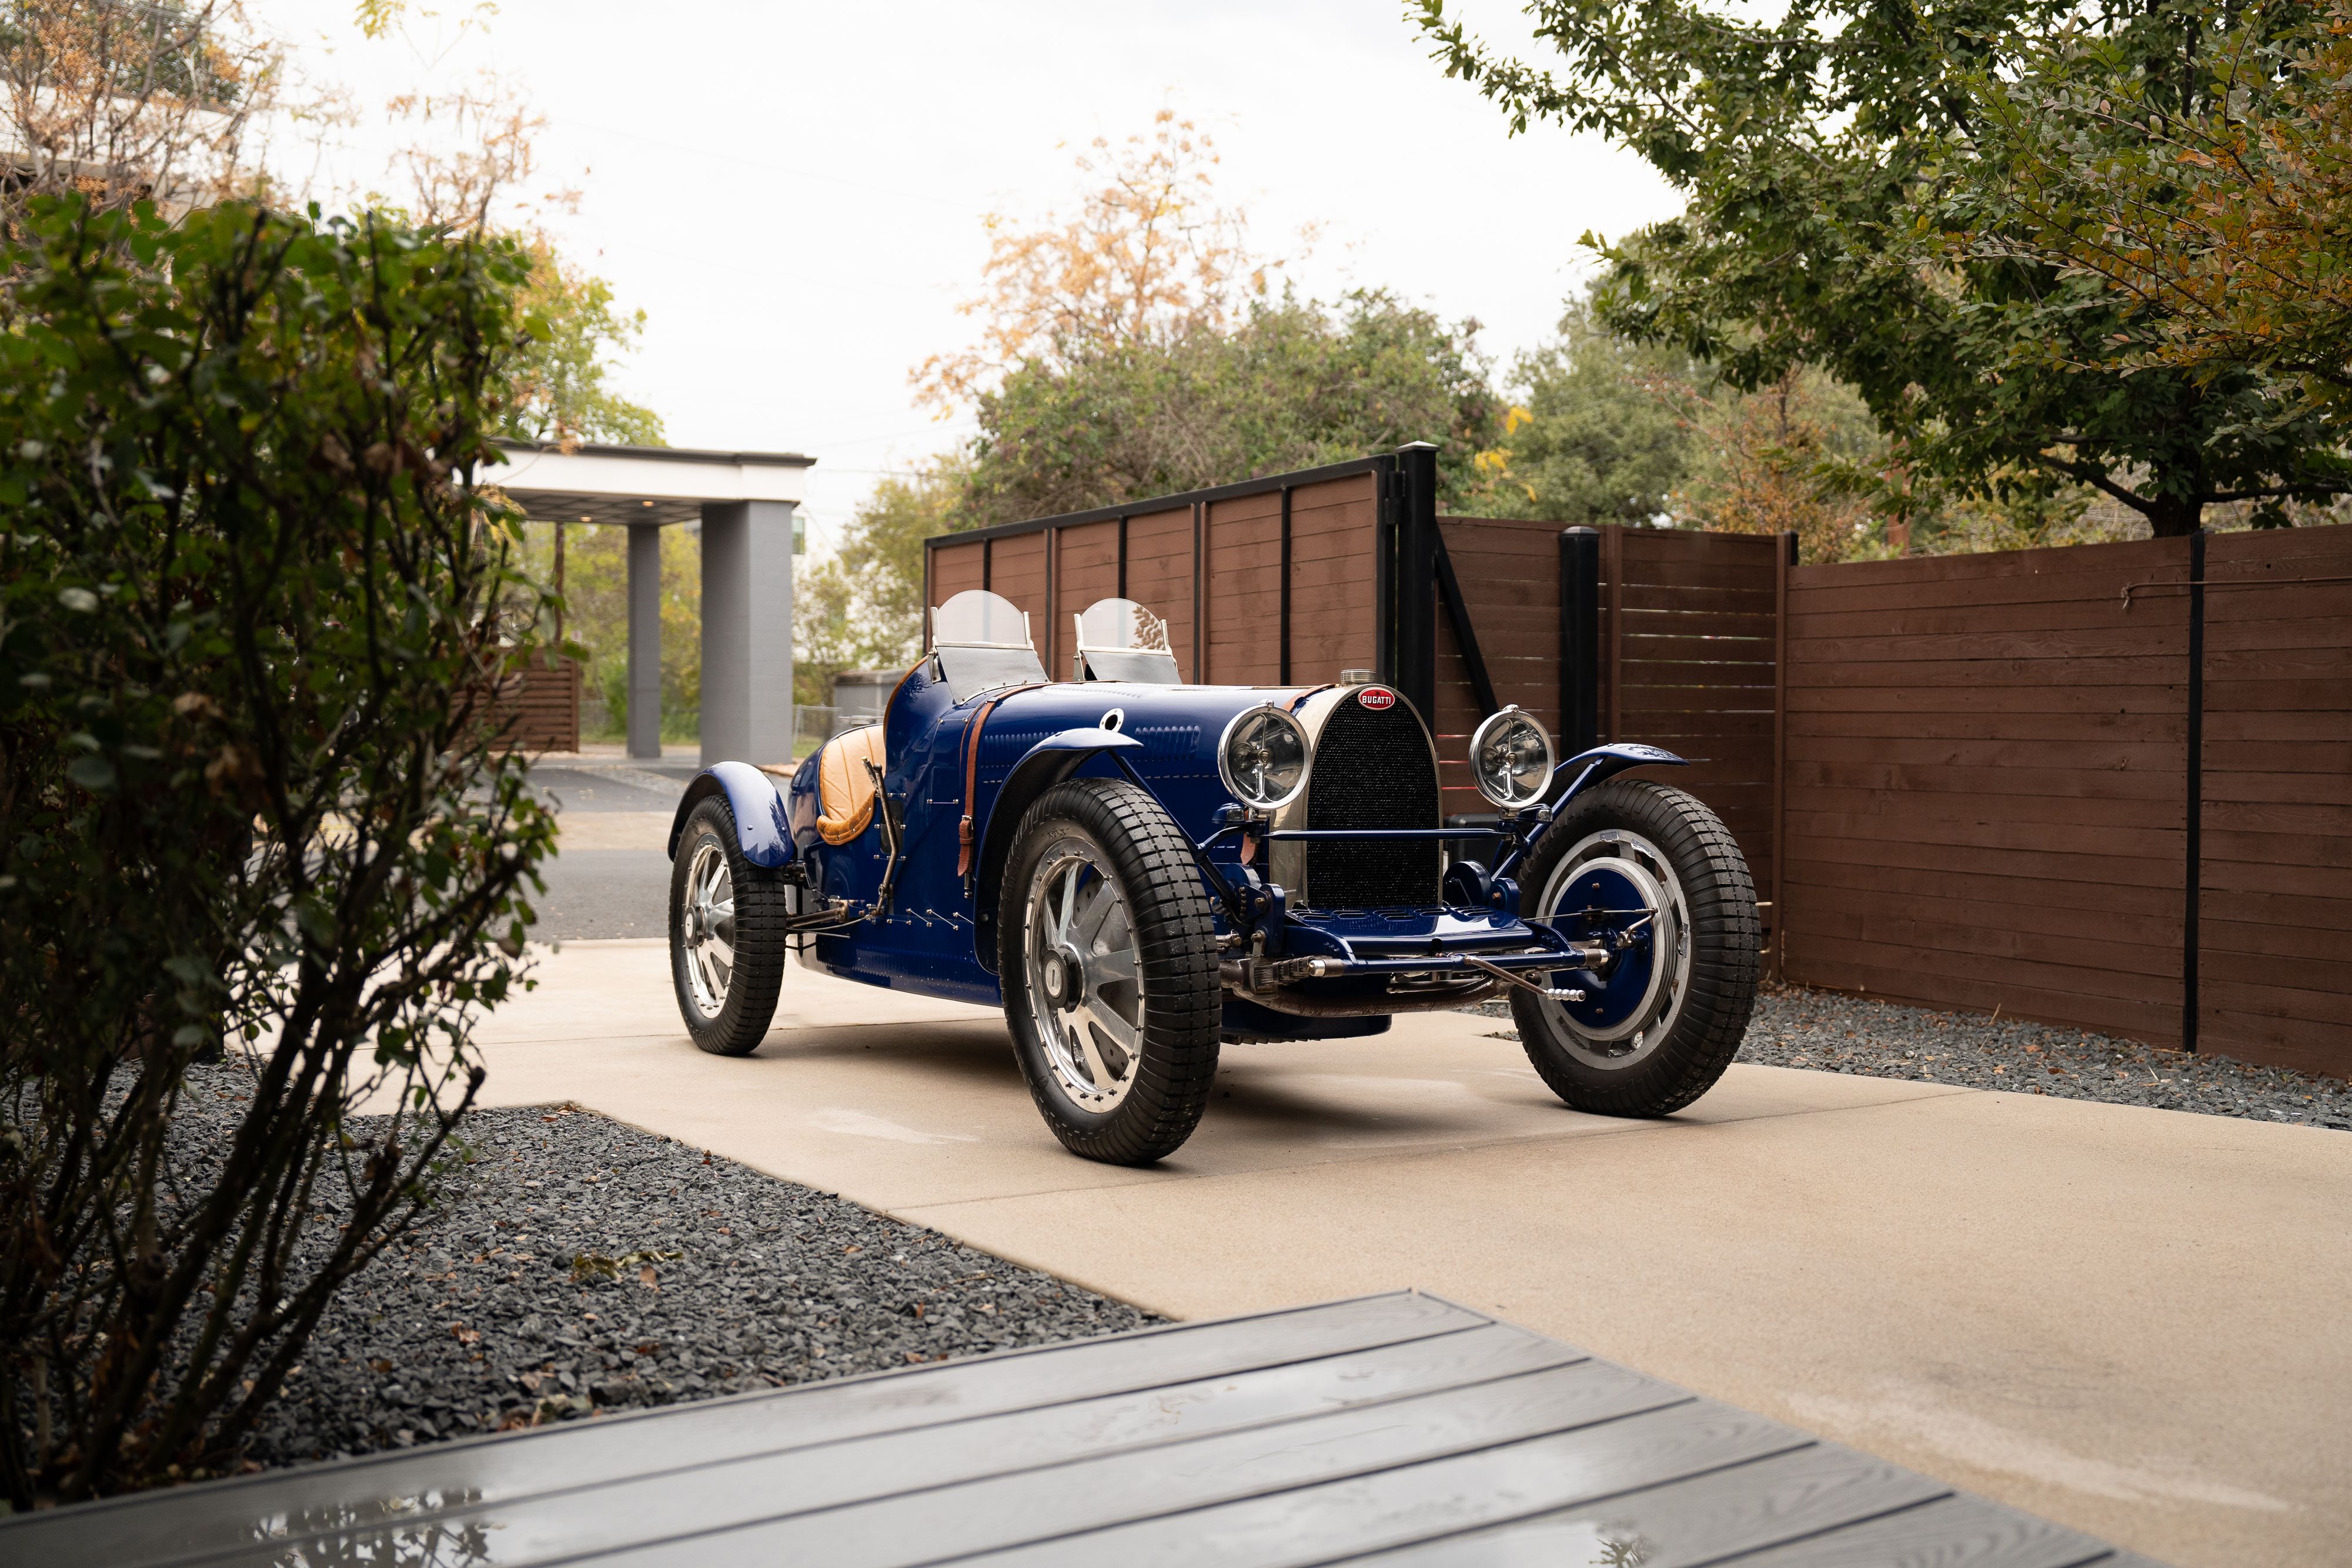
[815,725,886,845]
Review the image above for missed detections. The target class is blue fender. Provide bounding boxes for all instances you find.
[1553,743,1688,806]
[669,760,794,868]
[971,727,1145,962]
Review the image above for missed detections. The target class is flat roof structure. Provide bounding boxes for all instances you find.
[491,440,814,766]
[493,440,814,528]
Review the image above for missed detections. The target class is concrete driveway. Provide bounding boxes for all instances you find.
[436,937,2351,1568]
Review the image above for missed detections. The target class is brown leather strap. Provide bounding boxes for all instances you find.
[956,683,1047,877]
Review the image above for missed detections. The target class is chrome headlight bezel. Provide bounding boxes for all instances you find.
[1216,703,1313,813]
[1468,704,1555,811]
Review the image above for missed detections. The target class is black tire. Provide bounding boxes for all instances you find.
[669,794,790,1056]
[1510,779,1758,1117]
[997,778,1220,1164]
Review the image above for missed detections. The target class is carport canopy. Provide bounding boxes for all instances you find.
[493,440,814,765]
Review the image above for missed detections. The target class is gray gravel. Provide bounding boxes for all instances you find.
[1476,985,2350,1131]
[169,1069,1158,1470]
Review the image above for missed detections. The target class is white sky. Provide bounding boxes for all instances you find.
[248,1,1681,553]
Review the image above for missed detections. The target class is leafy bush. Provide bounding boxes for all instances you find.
[0,198,556,1505]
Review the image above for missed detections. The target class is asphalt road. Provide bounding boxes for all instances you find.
[527,764,685,942]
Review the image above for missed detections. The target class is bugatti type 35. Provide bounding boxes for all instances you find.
[666,591,1761,1164]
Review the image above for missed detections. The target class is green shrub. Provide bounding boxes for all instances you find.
[0,198,556,1504]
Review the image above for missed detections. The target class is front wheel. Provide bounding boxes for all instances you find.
[669,795,790,1056]
[1511,780,1758,1117]
[998,778,1220,1165]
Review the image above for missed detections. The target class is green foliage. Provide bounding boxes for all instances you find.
[499,239,664,447]
[0,196,554,1503]
[793,463,961,710]
[1416,0,2351,534]
[1460,302,1700,524]
[1956,0,2352,459]
[523,522,699,741]
[958,288,1504,526]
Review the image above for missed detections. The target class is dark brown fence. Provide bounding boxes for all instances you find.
[2200,527,2352,1074]
[490,655,581,753]
[927,450,2352,1077]
[1779,537,2196,1047]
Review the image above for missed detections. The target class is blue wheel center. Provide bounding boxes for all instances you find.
[1547,863,1657,1032]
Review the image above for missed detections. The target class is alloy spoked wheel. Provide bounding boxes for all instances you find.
[1535,828,1692,1072]
[669,795,789,1057]
[1509,779,1758,1119]
[680,840,736,1019]
[1023,841,1145,1110]
[998,778,1220,1165]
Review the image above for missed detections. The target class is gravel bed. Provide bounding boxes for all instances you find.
[1473,986,2349,1131]
[168,1069,1158,1470]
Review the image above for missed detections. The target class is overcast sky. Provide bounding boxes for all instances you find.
[249,1,1681,552]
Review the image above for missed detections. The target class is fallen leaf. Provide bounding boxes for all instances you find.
[639,1265,658,1288]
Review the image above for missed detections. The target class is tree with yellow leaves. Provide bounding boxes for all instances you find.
[916,109,1277,409]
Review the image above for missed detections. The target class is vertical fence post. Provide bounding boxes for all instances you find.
[1772,530,1795,982]
[1558,528,1601,754]
[1044,525,1058,681]
[2184,529,2206,1052]
[1279,487,1294,686]
[1603,526,1625,743]
[1395,442,1441,717]
[1191,500,1205,684]
[1372,453,1400,687]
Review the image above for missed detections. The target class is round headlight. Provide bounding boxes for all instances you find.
[1217,703,1311,812]
[1469,705,1555,810]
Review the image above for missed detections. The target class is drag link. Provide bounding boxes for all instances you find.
[1461,955,1586,1002]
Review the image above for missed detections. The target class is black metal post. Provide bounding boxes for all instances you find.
[2184,529,2206,1052]
[1394,442,1441,717]
[1433,528,1499,718]
[1559,527,1602,753]
[1279,486,1294,685]
[1372,453,1399,686]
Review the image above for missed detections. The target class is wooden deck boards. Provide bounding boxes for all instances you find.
[1,1292,2156,1567]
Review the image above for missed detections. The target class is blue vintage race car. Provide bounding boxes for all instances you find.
[667,591,1759,1164]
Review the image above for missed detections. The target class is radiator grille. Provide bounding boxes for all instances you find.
[1304,696,1441,908]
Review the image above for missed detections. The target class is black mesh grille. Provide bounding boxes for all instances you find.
[1304,697,1441,908]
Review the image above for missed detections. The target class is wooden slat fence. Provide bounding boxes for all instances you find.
[1778,526,2352,1078]
[490,654,581,753]
[2199,526,2352,1075]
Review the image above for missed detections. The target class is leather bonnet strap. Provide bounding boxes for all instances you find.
[956,683,1047,878]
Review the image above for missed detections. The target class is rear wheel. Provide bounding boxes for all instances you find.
[669,795,789,1056]
[998,778,1220,1165]
[1511,780,1758,1117]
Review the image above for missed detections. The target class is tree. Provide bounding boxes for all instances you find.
[794,463,960,711]
[959,288,1502,525]
[500,238,665,447]
[915,109,1277,412]
[1462,300,1698,523]
[0,1,279,240]
[1959,0,2352,447]
[1415,0,2350,534]
[0,198,553,1503]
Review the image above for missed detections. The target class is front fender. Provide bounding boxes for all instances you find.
[972,727,1144,967]
[1553,743,1687,805]
[669,760,793,868]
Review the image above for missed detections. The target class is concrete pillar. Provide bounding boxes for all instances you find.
[699,499,795,767]
[626,523,663,760]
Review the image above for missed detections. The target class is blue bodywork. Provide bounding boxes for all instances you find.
[669,654,1688,1034]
